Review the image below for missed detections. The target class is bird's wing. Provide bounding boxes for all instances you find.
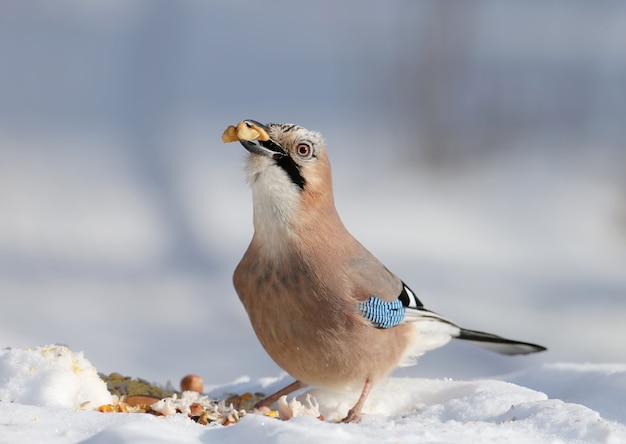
[347,242,546,355]
[359,292,546,355]
[347,243,405,303]
[347,243,446,328]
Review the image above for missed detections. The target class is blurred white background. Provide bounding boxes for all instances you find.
[1,1,625,386]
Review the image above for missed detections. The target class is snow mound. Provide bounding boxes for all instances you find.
[1,346,625,443]
[0,344,113,410]
[503,362,626,423]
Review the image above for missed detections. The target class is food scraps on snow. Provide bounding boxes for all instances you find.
[1,345,322,427]
[98,371,259,425]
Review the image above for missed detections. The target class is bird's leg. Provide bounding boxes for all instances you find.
[341,379,372,423]
[253,380,308,410]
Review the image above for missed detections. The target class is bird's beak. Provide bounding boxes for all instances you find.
[239,120,286,159]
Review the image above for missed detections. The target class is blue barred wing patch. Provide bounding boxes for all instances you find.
[358,295,405,329]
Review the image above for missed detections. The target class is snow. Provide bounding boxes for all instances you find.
[0,345,112,410]
[1,346,625,443]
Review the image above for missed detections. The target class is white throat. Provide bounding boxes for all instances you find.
[247,156,301,253]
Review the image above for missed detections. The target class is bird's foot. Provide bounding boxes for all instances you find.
[340,408,362,423]
[250,380,307,412]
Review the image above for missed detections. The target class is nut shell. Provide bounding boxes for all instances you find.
[124,395,162,408]
[221,125,238,142]
[180,374,204,393]
[221,121,270,143]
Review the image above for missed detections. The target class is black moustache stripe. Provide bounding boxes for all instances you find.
[276,156,305,190]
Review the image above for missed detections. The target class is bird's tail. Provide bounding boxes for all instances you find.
[403,307,546,355]
[402,301,547,356]
[455,328,547,355]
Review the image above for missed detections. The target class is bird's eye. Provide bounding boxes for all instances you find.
[296,143,312,158]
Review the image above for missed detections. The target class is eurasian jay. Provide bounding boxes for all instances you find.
[229,120,546,423]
